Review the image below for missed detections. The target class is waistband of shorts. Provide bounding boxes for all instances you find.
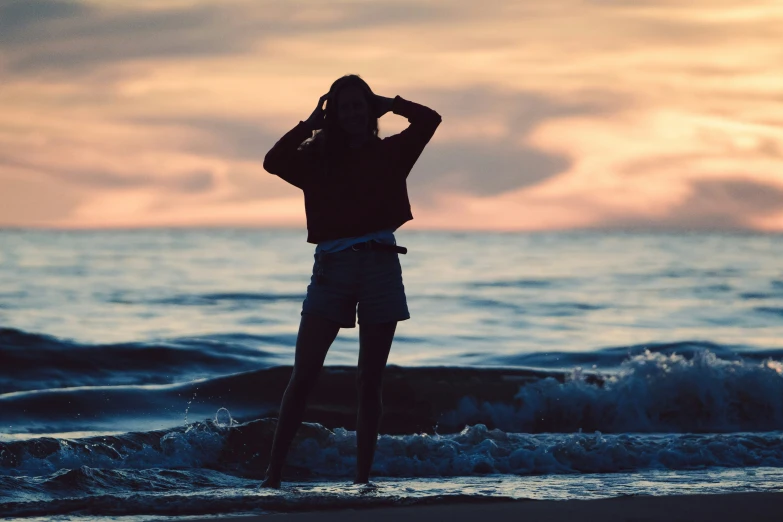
[318,240,407,255]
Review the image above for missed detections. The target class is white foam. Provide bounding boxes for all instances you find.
[441,350,783,433]
[289,425,783,477]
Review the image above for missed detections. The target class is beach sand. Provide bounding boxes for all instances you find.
[172,491,783,521]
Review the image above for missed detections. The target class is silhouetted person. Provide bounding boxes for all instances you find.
[260,74,441,488]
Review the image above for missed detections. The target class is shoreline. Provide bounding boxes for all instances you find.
[171,491,783,522]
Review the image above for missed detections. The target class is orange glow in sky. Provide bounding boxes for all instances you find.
[2,0,782,231]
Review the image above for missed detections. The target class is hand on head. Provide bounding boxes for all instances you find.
[305,88,393,131]
[371,94,395,119]
[305,92,332,131]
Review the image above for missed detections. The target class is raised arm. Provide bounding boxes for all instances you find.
[264,93,331,189]
[382,95,442,177]
[262,121,314,190]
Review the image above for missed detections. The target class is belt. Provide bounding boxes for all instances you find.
[350,240,407,254]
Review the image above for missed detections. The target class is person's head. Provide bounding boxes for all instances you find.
[300,74,379,175]
[324,74,379,141]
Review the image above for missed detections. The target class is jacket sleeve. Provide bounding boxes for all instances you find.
[383,95,442,178]
[263,120,315,190]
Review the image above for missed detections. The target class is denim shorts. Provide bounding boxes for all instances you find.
[301,247,410,328]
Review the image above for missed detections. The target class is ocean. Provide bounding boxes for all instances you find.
[1,229,782,520]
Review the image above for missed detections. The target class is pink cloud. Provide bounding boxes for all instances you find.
[2,0,783,231]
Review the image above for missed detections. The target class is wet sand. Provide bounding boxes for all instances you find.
[172,491,783,521]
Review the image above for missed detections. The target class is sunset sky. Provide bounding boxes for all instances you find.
[2,0,783,231]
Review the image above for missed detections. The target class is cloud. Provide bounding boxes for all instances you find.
[0,152,214,194]
[61,168,215,194]
[0,0,456,75]
[0,171,83,225]
[2,0,783,230]
[407,140,569,202]
[404,86,621,201]
[130,115,276,162]
[0,0,85,31]
[172,169,213,193]
[0,1,247,74]
[597,179,783,230]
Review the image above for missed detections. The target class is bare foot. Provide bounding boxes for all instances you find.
[260,475,281,489]
[353,480,378,492]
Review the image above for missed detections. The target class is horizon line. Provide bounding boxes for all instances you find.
[0,224,779,236]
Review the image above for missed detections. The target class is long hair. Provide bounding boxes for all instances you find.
[299,74,380,178]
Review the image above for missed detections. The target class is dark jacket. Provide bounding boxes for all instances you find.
[263,95,442,243]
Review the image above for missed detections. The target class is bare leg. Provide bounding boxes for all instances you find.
[260,313,341,488]
[354,320,397,484]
